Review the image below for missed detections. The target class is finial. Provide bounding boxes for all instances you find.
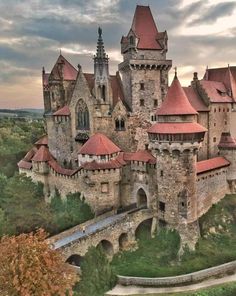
[98,27,102,38]
[42,66,45,74]
[174,67,177,78]
[206,65,208,70]
[77,64,81,70]
[59,48,62,55]
[228,63,230,69]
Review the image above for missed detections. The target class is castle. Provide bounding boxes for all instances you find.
[18,5,236,246]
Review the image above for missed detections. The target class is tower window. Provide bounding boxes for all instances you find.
[159,201,165,212]
[77,99,90,130]
[213,137,216,142]
[154,99,158,107]
[140,83,145,90]
[101,85,106,101]
[160,170,163,177]
[115,118,125,131]
[140,99,144,106]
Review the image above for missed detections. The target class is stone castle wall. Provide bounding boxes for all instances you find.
[197,167,229,218]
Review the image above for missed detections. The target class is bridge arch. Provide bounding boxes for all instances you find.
[118,233,129,250]
[136,187,148,208]
[135,218,153,240]
[66,254,83,267]
[97,239,114,256]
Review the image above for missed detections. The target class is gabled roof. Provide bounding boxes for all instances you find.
[157,76,198,116]
[18,160,32,170]
[196,157,230,174]
[183,86,209,112]
[23,147,38,161]
[50,54,77,81]
[148,122,207,134]
[199,80,233,103]
[224,67,236,100]
[79,133,121,156]
[128,150,156,164]
[218,132,236,149]
[204,66,236,83]
[53,106,71,116]
[35,135,48,146]
[131,5,162,50]
[32,146,52,162]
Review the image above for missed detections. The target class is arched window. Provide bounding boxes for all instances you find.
[77,99,90,130]
[115,117,125,131]
[101,85,106,101]
[129,35,135,45]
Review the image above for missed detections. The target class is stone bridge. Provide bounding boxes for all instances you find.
[49,209,155,266]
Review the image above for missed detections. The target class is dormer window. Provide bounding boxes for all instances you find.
[129,35,135,45]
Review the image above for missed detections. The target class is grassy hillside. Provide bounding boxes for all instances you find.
[112,194,236,277]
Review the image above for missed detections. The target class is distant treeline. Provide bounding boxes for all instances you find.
[0,109,44,118]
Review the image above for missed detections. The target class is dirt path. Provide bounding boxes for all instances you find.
[106,273,236,295]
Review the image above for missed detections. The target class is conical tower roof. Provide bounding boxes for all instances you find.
[156,76,198,116]
[79,133,121,156]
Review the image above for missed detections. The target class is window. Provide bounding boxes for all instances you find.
[140,83,145,90]
[77,99,90,130]
[101,85,106,101]
[159,201,165,212]
[154,99,158,107]
[129,36,134,45]
[213,137,216,142]
[101,155,106,160]
[181,202,185,207]
[225,120,227,125]
[160,170,164,177]
[214,123,216,127]
[115,118,125,131]
[101,182,109,193]
[140,99,144,106]
[214,108,216,112]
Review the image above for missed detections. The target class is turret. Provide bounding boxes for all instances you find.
[119,5,172,114]
[148,74,206,227]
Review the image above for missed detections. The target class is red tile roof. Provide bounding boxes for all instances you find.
[23,147,38,162]
[79,133,121,156]
[18,160,32,170]
[48,160,79,176]
[53,105,71,116]
[183,86,209,112]
[128,150,156,164]
[204,66,236,84]
[218,132,236,149]
[200,80,233,103]
[157,77,198,116]
[223,67,236,100]
[148,122,207,134]
[82,159,122,170]
[196,157,230,174]
[131,5,162,50]
[32,146,52,162]
[51,54,77,81]
[35,135,48,146]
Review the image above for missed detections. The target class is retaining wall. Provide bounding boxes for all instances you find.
[118,260,236,287]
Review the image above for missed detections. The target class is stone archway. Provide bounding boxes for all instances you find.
[118,233,129,251]
[135,218,153,240]
[66,254,83,267]
[136,188,148,208]
[97,239,114,256]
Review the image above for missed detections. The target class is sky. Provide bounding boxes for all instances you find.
[0,0,236,109]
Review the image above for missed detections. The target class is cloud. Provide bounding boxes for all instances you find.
[0,0,236,108]
[190,2,236,25]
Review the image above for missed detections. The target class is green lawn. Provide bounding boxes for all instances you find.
[111,194,236,278]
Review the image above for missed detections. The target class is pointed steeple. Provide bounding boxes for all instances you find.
[156,75,198,116]
[94,27,110,103]
[95,27,108,60]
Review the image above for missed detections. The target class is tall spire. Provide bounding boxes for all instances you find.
[95,27,108,60]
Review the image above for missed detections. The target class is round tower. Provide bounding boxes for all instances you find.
[148,74,207,229]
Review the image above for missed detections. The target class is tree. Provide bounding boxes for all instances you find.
[0,229,76,296]
[75,246,116,296]
[0,174,55,235]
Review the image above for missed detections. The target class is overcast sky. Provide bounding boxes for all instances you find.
[0,0,236,109]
